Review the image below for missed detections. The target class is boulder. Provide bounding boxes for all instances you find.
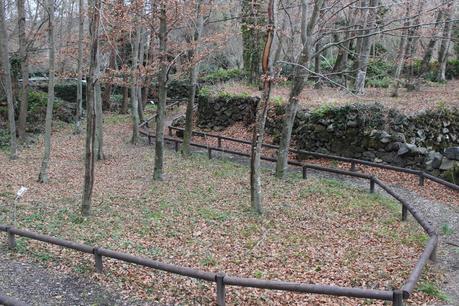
[444,147,459,161]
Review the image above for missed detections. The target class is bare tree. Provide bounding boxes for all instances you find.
[250,0,275,214]
[437,0,455,82]
[391,1,411,97]
[75,0,84,134]
[153,1,167,181]
[354,0,379,95]
[275,0,324,179]
[182,0,204,157]
[82,0,101,216]
[17,0,29,140]
[130,22,141,145]
[0,0,18,159]
[38,0,56,183]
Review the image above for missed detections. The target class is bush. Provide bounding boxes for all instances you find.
[35,80,86,103]
[201,68,244,83]
[446,59,459,79]
[0,129,10,149]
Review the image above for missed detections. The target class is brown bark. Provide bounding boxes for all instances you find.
[75,0,84,134]
[17,0,29,140]
[250,0,275,214]
[0,0,18,159]
[38,0,56,183]
[82,0,101,216]
[153,2,167,180]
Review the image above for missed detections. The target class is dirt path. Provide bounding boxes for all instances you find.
[0,251,149,306]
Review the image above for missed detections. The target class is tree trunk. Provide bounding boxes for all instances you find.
[101,50,115,111]
[437,1,454,82]
[38,0,56,183]
[81,0,101,216]
[275,0,324,179]
[0,0,18,159]
[17,0,29,140]
[391,1,411,97]
[75,0,84,134]
[153,3,167,181]
[95,57,104,160]
[250,0,275,214]
[419,5,445,76]
[130,24,141,145]
[354,0,379,95]
[182,0,204,157]
[121,82,129,114]
[241,0,266,84]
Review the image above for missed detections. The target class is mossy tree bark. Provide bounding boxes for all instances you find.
[0,0,18,159]
[241,0,266,85]
[130,24,141,145]
[391,1,411,97]
[38,0,56,182]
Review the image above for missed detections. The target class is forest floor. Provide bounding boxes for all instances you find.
[216,80,459,114]
[0,114,451,305]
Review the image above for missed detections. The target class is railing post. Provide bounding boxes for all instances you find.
[7,227,16,249]
[148,136,152,145]
[402,205,408,221]
[302,166,307,179]
[370,176,375,193]
[208,148,212,159]
[216,272,226,306]
[168,126,172,136]
[94,248,103,273]
[418,172,425,186]
[174,140,179,152]
[392,290,404,306]
[350,161,356,172]
[217,136,222,148]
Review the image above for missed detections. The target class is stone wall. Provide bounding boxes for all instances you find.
[197,93,259,130]
[266,103,459,183]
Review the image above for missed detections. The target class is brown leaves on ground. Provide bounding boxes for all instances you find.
[0,116,443,305]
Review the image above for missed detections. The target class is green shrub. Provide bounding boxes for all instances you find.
[36,80,86,103]
[0,129,10,149]
[446,59,459,79]
[366,76,392,88]
[201,68,244,83]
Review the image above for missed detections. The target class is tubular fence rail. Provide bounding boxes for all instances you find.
[1,103,451,306]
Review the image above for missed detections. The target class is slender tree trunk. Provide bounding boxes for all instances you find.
[250,0,275,214]
[153,3,167,180]
[121,83,129,114]
[101,50,116,111]
[437,2,454,82]
[182,0,204,157]
[354,0,379,95]
[391,2,411,97]
[38,0,56,183]
[275,0,324,179]
[81,0,101,216]
[61,0,75,74]
[17,0,29,140]
[130,24,141,145]
[75,0,84,134]
[419,5,445,76]
[0,0,18,159]
[137,27,146,123]
[95,53,104,160]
